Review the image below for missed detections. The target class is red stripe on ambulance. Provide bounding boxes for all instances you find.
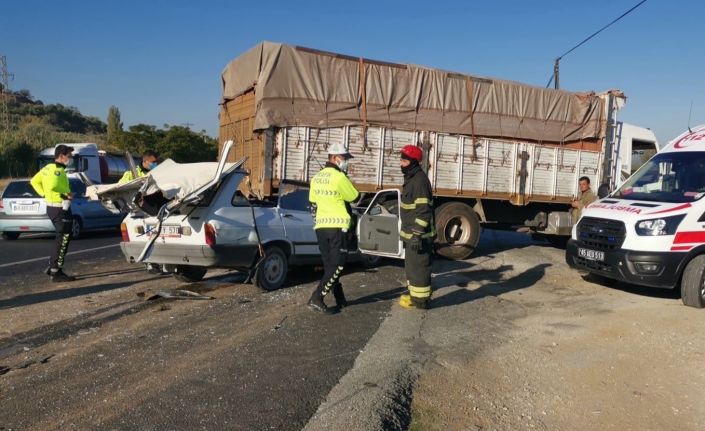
[673,231,705,244]
[645,203,691,215]
[671,245,694,251]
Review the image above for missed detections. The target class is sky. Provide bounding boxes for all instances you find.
[2,0,703,145]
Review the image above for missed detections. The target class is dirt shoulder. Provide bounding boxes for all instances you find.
[409,230,705,431]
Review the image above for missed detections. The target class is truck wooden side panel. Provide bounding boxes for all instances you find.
[219,90,272,197]
[218,90,605,205]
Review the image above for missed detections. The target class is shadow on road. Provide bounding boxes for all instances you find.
[583,274,681,300]
[0,277,162,310]
[431,263,552,309]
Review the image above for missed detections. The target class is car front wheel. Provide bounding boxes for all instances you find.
[174,265,208,283]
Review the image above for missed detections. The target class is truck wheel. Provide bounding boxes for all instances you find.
[2,232,20,240]
[681,255,705,308]
[255,245,288,291]
[174,265,208,283]
[434,202,481,260]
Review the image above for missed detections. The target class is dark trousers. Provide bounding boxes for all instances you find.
[47,206,73,270]
[313,228,348,300]
[404,239,433,301]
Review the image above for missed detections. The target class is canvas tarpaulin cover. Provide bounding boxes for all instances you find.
[221,42,618,143]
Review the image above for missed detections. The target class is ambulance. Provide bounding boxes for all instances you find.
[566,125,705,308]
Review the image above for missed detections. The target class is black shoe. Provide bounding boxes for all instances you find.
[332,285,348,309]
[307,296,337,314]
[51,269,76,283]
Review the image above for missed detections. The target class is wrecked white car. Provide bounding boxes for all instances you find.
[92,142,373,290]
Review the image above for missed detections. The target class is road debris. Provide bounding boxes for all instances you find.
[146,290,214,301]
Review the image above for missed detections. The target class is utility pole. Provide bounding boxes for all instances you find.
[0,55,14,146]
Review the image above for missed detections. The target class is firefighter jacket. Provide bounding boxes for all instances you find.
[400,164,435,240]
[118,166,148,184]
[309,162,359,230]
[31,162,71,204]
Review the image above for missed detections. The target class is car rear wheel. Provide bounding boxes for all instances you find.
[254,245,288,291]
[681,255,705,308]
[2,232,20,240]
[173,265,208,283]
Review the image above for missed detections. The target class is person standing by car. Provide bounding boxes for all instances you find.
[308,143,359,314]
[30,144,77,282]
[118,150,159,184]
[398,145,435,309]
[571,176,597,225]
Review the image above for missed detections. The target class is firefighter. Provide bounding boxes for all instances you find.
[118,150,159,184]
[308,143,359,314]
[398,144,435,309]
[30,144,77,282]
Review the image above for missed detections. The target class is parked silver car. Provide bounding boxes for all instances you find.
[0,178,124,240]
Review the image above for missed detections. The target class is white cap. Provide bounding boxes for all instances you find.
[327,143,354,159]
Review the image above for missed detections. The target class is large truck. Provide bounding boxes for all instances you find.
[217,42,634,260]
[38,143,135,184]
[566,125,705,308]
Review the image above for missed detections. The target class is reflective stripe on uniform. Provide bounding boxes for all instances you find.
[401,197,432,211]
[400,229,434,239]
[415,218,429,227]
[408,284,432,298]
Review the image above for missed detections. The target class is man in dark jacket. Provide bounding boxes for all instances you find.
[398,144,435,309]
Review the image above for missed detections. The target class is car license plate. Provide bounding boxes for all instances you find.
[146,224,181,237]
[578,247,605,262]
[12,203,39,213]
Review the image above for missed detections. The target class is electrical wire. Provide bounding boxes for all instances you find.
[546,0,648,88]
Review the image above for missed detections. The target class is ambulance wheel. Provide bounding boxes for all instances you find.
[2,232,20,240]
[255,245,288,291]
[434,202,481,260]
[681,255,705,308]
[174,265,207,283]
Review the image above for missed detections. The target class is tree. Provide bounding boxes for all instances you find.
[107,105,123,148]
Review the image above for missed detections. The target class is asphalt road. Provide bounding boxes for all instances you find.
[0,232,121,268]
[0,231,405,430]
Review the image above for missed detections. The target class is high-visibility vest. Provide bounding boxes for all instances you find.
[30,163,71,204]
[309,165,359,229]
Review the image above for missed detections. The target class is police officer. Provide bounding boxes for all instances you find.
[118,150,159,184]
[30,144,77,282]
[308,143,359,314]
[398,144,435,309]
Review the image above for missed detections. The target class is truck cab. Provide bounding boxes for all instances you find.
[566,125,705,308]
[38,143,136,184]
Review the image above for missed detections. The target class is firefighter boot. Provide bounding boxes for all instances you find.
[399,294,413,309]
[411,296,430,310]
[332,282,348,309]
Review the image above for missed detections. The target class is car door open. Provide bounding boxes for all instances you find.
[357,189,405,259]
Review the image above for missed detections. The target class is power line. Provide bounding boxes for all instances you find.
[547,0,648,89]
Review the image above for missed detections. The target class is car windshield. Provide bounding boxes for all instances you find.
[2,181,40,198]
[613,151,705,203]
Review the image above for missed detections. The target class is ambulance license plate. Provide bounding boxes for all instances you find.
[578,248,604,262]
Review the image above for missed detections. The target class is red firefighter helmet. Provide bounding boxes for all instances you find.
[400,145,422,162]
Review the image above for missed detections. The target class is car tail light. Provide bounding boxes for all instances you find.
[204,223,216,246]
[121,223,130,242]
[0,200,4,209]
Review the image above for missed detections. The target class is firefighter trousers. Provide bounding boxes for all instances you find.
[313,228,348,301]
[404,239,433,301]
[47,207,73,270]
